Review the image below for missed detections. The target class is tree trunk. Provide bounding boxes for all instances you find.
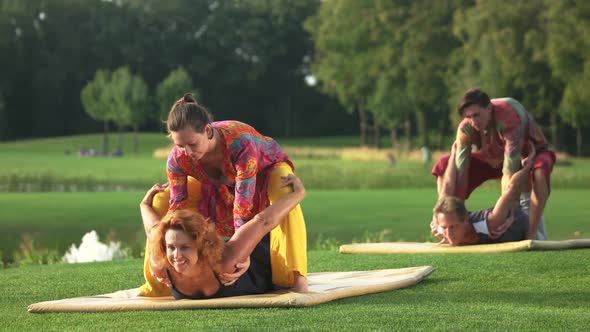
[134,125,139,154]
[416,109,429,148]
[437,117,446,150]
[404,116,412,151]
[576,126,582,157]
[0,98,5,141]
[390,126,398,149]
[102,120,109,156]
[373,116,381,149]
[117,125,123,151]
[358,103,368,147]
[284,93,292,137]
[550,110,558,150]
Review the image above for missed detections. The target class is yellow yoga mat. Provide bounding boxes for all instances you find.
[28,266,434,313]
[339,239,590,255]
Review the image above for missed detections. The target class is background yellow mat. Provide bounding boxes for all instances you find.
[339,239,590,254]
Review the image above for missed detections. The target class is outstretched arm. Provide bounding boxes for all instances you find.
[440,143,459,198]
[218,174,306,273]
[140,183,167,236]
[430,143,459,240]
[487,143,535,236]
[140,183,170,286]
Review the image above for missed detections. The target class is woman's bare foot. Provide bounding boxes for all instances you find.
[291,272,308,293]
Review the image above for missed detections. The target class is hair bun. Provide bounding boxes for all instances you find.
[183,93,197,104]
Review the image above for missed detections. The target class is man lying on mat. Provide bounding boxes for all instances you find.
[431,143,536,246]
[140,174,306,299]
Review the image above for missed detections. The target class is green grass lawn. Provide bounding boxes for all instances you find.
[0,152,436,191]
[1,250,589,331]
[0,189,588,265]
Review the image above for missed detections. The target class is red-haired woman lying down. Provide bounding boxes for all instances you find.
[140,174,306,299]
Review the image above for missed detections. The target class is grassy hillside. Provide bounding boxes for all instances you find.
[1,133,589,191]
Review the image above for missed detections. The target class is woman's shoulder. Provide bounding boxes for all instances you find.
[213,120,254,132]
[214,120,271,143]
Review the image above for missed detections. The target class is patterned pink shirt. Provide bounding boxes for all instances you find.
[454,98,547,195]
[166,121,292,236]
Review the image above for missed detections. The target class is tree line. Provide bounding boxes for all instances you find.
[0,0,355,150]
[306,0,590,155]
[1,0,589,155]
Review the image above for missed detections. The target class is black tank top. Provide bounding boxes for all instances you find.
[168,234,273,300]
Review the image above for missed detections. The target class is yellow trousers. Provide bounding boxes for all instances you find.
[138,162,307,296]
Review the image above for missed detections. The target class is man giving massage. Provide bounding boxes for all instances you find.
[431,143,536,246]
[431,88,555,240]
[140,174,306,299]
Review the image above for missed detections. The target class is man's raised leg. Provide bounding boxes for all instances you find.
[528,169,549,240]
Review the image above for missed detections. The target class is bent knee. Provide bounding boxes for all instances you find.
[267,163,295,202]
[532,168,550,197]
[152,190,171,217]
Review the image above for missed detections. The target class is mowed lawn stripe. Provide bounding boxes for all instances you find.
[0,250,588,330]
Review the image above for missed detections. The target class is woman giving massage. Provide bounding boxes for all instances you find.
[140,174,306,299]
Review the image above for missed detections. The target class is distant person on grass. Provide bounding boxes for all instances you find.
[138,93,307,296]
[431,143,536,246]
[431,88,556,240]
[140,174,306,299]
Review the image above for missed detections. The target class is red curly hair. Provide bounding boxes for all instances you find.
[149,209,224,271]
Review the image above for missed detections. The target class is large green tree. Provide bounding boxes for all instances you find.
[305,0,392,146]
[365,0,413,149]
[80,70,113,155]
[449,0,560,145]
[307,0,458,149]
[401,0,458,149]
[109,66,151,154]
[0,95,5,141]
[126,74,151,154]
[155,66,195,128]
[546,0,590,156]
